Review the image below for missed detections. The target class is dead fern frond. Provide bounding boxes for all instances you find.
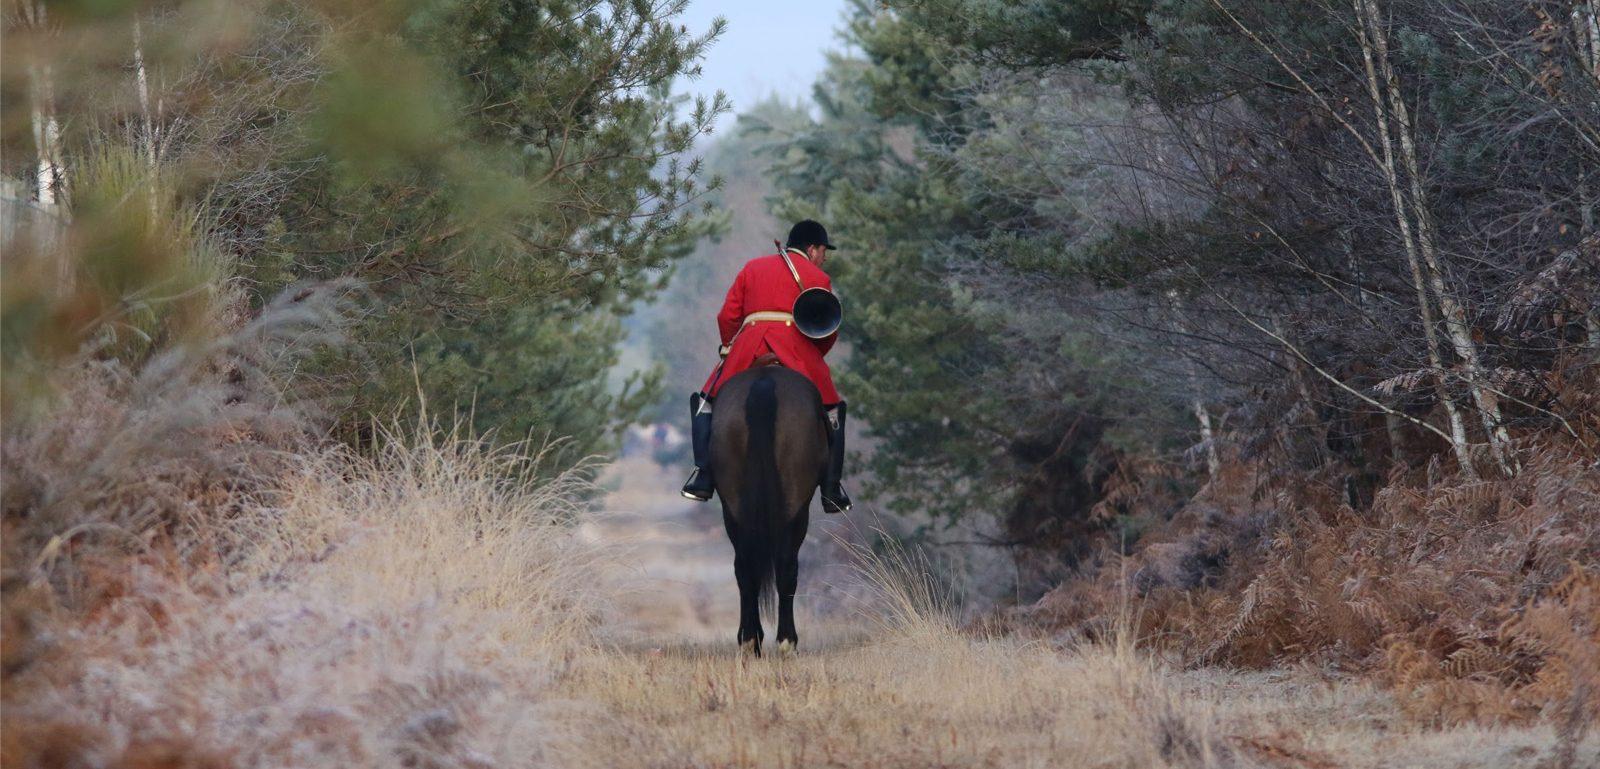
[1494,235,1599,337]
[1422,482,1504,521]
[1373,367,1435,396]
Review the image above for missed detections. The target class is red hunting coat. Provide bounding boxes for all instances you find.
[701,252,841,404]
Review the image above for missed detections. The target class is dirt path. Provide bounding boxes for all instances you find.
[584,455,866,644]
[580,455,741,641]
[551,457,1588,769]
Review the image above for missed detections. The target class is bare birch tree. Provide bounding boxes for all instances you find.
[1356,0,1519,476]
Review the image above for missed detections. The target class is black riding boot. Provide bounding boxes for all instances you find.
[821,401,852,513]
[680,392,715,502]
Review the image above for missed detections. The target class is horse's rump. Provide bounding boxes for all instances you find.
[710,367,828,524]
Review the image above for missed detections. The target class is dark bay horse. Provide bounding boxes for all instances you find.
[710,366,829,656]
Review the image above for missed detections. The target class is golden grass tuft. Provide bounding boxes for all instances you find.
[3,407,606,768]
[835,527,960,640]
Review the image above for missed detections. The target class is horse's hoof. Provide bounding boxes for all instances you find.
[739,639,760,657]
[776,640,796,657]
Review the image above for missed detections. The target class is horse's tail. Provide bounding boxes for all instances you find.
[736,372,782,611]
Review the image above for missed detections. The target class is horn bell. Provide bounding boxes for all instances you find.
[792,287,842,339]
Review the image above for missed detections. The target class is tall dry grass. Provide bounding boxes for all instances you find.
[553,632,1246,769]
[836,526,960,638]
[2,281,356,601]
[3,370,608,767]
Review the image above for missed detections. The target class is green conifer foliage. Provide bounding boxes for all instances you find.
[3,0,728,471]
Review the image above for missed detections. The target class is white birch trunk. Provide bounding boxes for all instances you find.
[1168,291,1222,478]
[1359,0,1518,476]
[1352,0,1479,479]
[24,2,65,209]
[1580,2,1599,349]
[1192,397,1221,478]
[1579,1,1600,82]
[28,68,60,208]
[23,1,70,291]
[1581,168,1594,237]
[134,18,157,170]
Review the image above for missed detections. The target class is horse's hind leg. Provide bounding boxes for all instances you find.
[731,527,765,656]
[774,511,809,654]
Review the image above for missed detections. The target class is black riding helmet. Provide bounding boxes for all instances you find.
[785,219,837,250]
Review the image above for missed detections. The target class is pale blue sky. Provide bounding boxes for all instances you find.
[674,1,852,137]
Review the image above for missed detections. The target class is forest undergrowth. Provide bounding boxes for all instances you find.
[1029,366,1600,755]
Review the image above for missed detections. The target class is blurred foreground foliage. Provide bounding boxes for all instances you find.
[3,0,726,468]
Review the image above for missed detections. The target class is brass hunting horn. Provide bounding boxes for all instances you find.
[776,240,842,339]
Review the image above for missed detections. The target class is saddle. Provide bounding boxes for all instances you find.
[752,352,782,368]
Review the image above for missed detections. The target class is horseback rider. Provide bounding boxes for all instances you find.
[680,220,852,513]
